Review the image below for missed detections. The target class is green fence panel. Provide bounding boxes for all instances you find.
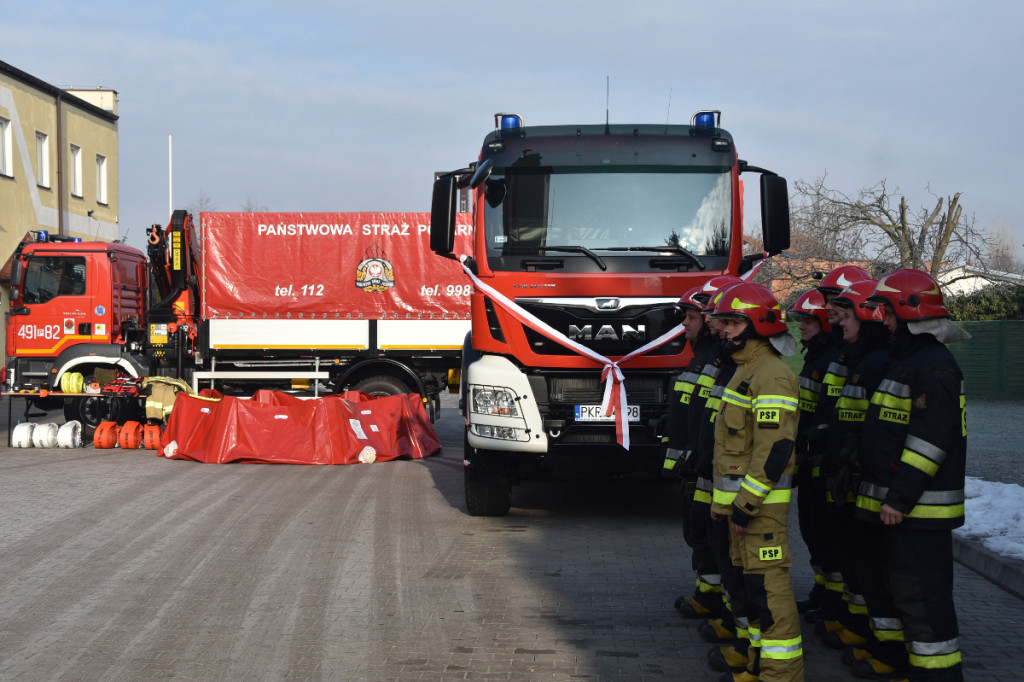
[950,321,1024,401]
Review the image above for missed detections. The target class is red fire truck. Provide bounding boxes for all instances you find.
[5,211,471,438]
[430,111,791,515]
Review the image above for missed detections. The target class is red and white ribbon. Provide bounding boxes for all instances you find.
[459,256,684,450]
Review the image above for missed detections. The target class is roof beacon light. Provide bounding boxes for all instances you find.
[495,113,523,131]
[692,110,721,129]
[36,230,50,242]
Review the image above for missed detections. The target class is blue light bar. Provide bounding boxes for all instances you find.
[494,113,523,131]
[692,110,721,129]
[36,230,50,242]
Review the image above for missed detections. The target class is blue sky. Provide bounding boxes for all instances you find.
[4,1,1023,258]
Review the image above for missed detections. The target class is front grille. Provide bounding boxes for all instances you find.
[548,373,668,404]
[519,299,683,357]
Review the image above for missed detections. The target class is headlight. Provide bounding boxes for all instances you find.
[471,386,520,417]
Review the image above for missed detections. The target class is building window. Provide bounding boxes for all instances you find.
[36,132,50,188]
[96,154,107,205]
[1,116,12,178]
[70,144,82,197]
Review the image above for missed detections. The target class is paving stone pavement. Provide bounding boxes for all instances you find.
[0,396,1021,681]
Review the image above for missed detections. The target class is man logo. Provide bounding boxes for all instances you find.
[568,324,646,342]
[596,298,620,310]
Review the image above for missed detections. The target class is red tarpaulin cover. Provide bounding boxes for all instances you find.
[200,212,473,319]
[159,390,441,464]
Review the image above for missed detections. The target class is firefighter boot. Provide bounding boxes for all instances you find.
[842,645,874,667]
[707,643,748,673]
[678,591,723,619]
[718,671,759,682]
[851,655,908,680]
[698,617,736,644]
[822,625,869,650]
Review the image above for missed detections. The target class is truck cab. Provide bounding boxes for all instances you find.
[431,111,790,515]
[5,234,148,423]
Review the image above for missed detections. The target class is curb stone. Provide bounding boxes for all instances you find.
[953,534,1024,600]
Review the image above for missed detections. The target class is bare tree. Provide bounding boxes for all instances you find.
[985,219,1024,274]
[793,176,992,278]
[241,194,269,213]
[185,188,217,219]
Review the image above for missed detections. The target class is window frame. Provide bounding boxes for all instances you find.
[36,131,50,189]
[70,143,82,198]
[0,116,13,178]
[96,153,107,205]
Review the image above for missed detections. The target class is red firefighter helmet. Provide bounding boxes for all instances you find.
[868,268,949,320]
[699,275,743,300]
[702,281,744,314]
[816,265,871,295]
[831,279,886,321]
[709,282,788,337]
[676,285,707,313]
[788,289,832,332]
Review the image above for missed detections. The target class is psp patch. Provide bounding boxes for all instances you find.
[755,407,781,429]
[759,546,783,561]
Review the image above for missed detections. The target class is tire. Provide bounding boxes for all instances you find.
[351,375,410,398]
[463,433,512,517]
[57,421,83,448]
[31,423,59,448]
[66,394,126,443]
[11,423,36,448]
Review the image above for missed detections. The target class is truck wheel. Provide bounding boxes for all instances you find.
[464,434,512,516]
[464,464,512,516]
[66,395,124,442]
[351,375,410,398]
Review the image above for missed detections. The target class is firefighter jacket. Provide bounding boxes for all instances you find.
[694,342,736,480]
[855,331,967,530]
[796,331,842,460]
[663,329,717,473]
[823,332,891,479]
[712,338,800,531]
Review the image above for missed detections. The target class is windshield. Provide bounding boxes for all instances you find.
[483,169,732,261]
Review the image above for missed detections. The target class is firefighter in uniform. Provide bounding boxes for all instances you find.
[686,281,751,676]
[803,265,871,630]
[851,269,969,682]
[819,280,891,658]
[664,285,722,619]
[787,288,840,615]
[709,282,803,682]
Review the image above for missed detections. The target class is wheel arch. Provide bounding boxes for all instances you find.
[334,358,426,397]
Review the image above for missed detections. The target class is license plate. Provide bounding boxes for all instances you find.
[575,404,640,422]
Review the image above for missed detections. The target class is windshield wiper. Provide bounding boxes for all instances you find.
[598,245,705,270]
[535,245,607,271]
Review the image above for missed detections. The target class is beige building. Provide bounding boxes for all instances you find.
[1,59,119,362]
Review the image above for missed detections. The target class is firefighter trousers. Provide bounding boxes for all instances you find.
[730,521,804,682]
[854,520,963,681]
[709,514,747,638]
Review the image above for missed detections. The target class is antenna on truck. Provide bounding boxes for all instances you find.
[605,76,610,134]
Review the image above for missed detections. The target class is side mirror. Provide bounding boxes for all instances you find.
[430,173,458,255]
[760,174,791,256]
[469,159,493,189]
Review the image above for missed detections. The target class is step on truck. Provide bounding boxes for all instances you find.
[5,211,471,439]
[430,111,791,515]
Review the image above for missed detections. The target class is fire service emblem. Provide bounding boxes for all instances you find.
[355,243,395,293]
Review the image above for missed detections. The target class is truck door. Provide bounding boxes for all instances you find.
[13,254,96,358]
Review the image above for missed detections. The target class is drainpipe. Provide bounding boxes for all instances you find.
[55,92,64,235]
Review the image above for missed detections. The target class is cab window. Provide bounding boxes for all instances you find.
[22,256,87,303]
